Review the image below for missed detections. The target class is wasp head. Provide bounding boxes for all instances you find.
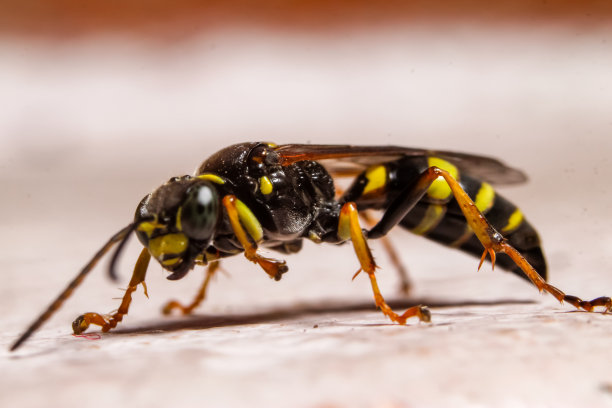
[134,176,221,280]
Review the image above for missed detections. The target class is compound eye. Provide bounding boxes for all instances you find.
[179,183,219,241]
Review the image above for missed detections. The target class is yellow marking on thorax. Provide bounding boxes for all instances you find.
[411,204,446,235]
[363,165,387,195]
[474,182,495,213]
[148,233,189,259]
[502,209,524,233]
[234,199,264,242]
[259,176,273,195]
[197,173,225,184]
[427,157,458,201]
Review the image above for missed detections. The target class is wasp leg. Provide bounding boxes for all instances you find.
[360,211,412,294]
[162,261,220,315]
[72,248,151,334]
[339,202,431,324]
[222,195,288,281]
[369,166,612,313]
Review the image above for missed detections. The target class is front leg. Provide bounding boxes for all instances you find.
[72,248,151,334]
[222,195,288,281]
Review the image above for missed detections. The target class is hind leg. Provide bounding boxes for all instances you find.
[368,166,611,313]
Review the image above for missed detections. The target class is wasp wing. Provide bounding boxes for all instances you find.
[274,144,527,185]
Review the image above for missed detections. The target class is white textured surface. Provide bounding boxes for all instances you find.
[2,26,612,408]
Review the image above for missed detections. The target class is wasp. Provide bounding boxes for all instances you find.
[10,142,612,351]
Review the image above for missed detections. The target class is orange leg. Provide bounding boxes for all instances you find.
[72,248,151,334]
[360,211,412,294]
[339,202,431,324]
[162,261,220,315]
[432,167,611,312]
[10,224,135,351]
[395,167,611,313]
[499,243,611,312]
[222,195,288,281]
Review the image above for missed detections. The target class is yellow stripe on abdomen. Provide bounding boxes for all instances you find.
[502,208,524,233]
[474,182,495,213]
[362,165,387,195]
[427,157,459,201]
[411,204,446,236]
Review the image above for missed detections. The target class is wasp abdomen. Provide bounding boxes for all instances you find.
[399,173,547,281]
[345,156,547,281]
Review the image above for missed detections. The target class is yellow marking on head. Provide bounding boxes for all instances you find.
[175,206,183,231]
[137,219,165,238]
[162,258,180,266]
[474,182,495,213]
[427,157,459,201]
[259,176,273,195]
[148,233,189,260]
[197,173,225,184]
[363,165,387,195]
[502,209,523,233]
[235,199,264,242]
[411,205,446,235]
[266,142,277,147]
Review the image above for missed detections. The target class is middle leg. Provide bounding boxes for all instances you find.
[72,247,151,334]
[360,210,412,294]
[339,202,430,324]
[162,261,220,315]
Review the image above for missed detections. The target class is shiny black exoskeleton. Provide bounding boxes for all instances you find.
[134,142,347,281]
[135,142,545,282]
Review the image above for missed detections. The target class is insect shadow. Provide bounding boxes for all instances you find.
[111,297,535,335]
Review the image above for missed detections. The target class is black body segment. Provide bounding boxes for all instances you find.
[197,142,341,246]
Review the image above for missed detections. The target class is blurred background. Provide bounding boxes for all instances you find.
[2,1,612,407]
